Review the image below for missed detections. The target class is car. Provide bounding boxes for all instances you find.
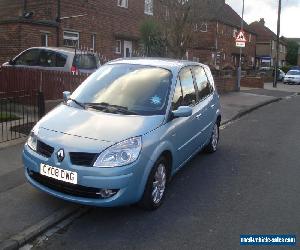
[22,58,221,210]
[2,47,101,74]
[283,70,300,85]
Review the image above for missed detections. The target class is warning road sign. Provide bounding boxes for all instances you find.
[236,30,247,42]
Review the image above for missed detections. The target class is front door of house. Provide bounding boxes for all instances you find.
[124,40,132,58]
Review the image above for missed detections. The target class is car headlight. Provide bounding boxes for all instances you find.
[27,124,39,151]
[93,137,142,168]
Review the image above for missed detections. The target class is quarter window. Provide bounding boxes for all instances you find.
[172,78,183,110]
[145,0,153,15]
[179,68,197,106]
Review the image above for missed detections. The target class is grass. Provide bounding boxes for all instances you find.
[0,112,20,122]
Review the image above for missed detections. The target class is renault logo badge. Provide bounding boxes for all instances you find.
[57,149,65,162]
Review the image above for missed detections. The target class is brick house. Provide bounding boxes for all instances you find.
[0,0,155,64]
[0,0,256,71]
[188,0,257,70]
[249,18,287,68]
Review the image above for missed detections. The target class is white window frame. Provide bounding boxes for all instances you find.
[91,34,96,51]
[41,33,49,47]
[200,22,208,32]
[118,0,128,8]
[249,34,252,43]
[144,0,153,15]
[233,28,237,38]
[63,31,79,47]
[116,40,122,54]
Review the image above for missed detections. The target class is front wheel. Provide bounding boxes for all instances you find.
[204,123,219,153]
[139,156,168,210]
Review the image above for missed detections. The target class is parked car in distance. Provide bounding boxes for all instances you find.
[23,58,221,210]
[2,47,101,74]
[283,70,300,85]
[278,69,285,81]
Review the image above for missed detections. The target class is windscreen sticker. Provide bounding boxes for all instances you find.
[150,95,161,105]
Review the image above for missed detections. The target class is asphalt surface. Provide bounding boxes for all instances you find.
[29,95,300,250]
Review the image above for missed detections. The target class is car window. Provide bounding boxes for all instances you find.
[179,67,197,106]
[73,54,98,70]
[71,64,172,116]
[14,49,41,66]
[38,50,67,68]
[172,78,183,110]
[193,66,213,100]
[287,70,300,76]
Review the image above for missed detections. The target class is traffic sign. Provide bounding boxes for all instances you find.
[236,30,247,42]
[236,41,245,48]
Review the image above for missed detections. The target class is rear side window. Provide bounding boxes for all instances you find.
[37,50,67,68]
[179,67,197,106]
[14,49,41,66]
[73,54,98,70]
[193,66,213,100]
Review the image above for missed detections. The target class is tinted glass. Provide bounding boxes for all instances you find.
[179,68,196,106]
[172,78,183,110]
[71,64,172,116]
[14,49,40,66]
[193,66,212,99]
[38,50,67,67]
[73,54,97,70]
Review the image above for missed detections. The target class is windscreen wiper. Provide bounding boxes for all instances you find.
[69,98,86,109]
[85,102,138,115]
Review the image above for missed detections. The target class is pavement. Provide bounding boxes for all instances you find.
[0,82,300,250]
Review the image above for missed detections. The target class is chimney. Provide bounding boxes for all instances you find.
[259,18,265,26]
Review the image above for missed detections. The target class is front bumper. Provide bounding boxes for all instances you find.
[23,145,152,207]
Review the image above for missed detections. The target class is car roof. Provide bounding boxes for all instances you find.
[27,47,95,55]
[107,58,207,72]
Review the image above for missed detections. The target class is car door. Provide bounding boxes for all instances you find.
[169,67,203,168]
[192,66,215,144]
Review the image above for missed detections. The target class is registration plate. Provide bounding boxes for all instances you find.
[40,164,78,185]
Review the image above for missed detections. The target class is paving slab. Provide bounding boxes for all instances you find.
[264,82,300,93]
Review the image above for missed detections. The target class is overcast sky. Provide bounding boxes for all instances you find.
[226,0,300,38]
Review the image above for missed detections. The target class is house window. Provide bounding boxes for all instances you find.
[193,24,198,32]
[249,34,252,43]
[118,0,128,8]
[144,0,153,15]
[200,22,208,32]
[91,34,96,51]
[233,28,237,38]
[63,31,79,48]
[116,40,121,54]
[41,33,48,47]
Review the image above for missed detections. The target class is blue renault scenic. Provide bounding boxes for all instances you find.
[23,58,221,210]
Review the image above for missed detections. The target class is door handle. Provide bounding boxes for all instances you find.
[196,113,202,119]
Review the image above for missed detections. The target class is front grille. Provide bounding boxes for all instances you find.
[37,140,54,158]
[28,170,102,199]
[69,152,98,166]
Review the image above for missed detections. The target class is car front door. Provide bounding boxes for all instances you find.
[169,67,205,168]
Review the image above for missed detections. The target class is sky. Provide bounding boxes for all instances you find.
[226,0,300,38]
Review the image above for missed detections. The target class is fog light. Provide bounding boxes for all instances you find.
[97,189,118,199]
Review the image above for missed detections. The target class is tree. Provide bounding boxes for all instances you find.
[286,41,299,66]
[139,19,165,57]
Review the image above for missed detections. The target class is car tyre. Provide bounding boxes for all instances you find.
[139,156,168,210]
[204,123,219,153]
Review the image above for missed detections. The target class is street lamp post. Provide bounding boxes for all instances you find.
[237,0,245,92]
[273,0,282,88]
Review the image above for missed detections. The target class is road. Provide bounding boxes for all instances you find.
[28,95,299,249]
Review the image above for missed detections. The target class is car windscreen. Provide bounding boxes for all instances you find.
[286,71,300,76]
[71,64,172,116]
[73,54,98,70]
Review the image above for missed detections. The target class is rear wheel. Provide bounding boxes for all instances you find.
[204,123,219,153]
[139,156,168,210]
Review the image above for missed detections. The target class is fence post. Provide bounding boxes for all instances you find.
[38,71,45,119]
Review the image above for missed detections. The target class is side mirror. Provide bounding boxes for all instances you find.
[63,91,71,102]
[172,106,193,118]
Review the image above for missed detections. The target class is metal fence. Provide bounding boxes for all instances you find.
[0,90,39,143]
